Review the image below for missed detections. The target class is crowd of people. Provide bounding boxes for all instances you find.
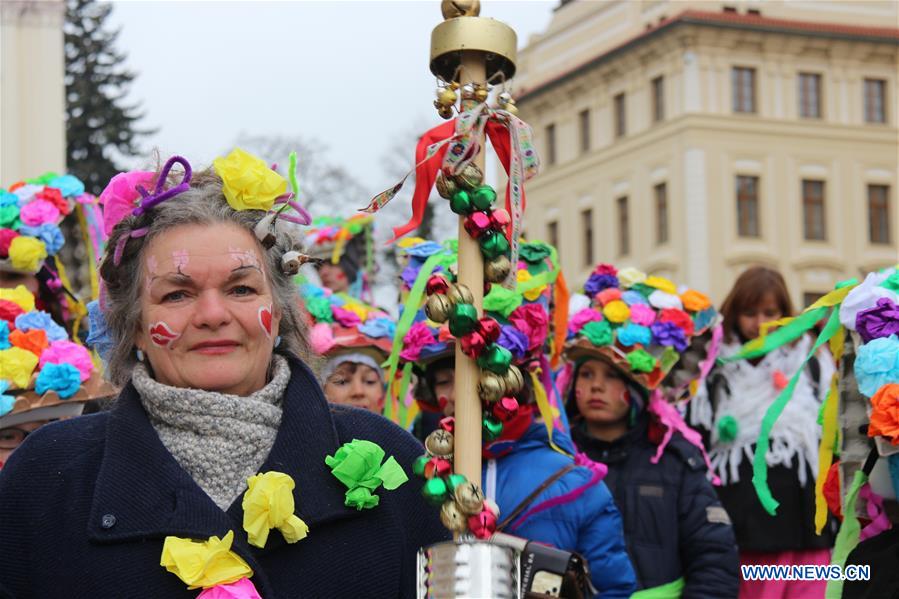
[0,149,892,598]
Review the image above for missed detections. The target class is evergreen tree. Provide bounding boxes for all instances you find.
[64,0,151,193]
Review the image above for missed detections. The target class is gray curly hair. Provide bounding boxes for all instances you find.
[98,166,313,386]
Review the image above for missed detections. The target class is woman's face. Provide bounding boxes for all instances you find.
[737,293,783,341]
[134,223,281,396]
[0,420,46,465]
[574,358,630,425]
[432,367,456,416]
[318,263,349,293]
[323,362,384,412]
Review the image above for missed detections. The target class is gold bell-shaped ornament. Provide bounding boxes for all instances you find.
[485,255,513,283]
[425,429,455,458]
[478,370,506,403]
[425,293,454,323]
[440,500,469,533]
[474,84,489,104]
[435,171,459,200]
[454,481,487,515]
[453,163,483,191]
[502,365,525,396]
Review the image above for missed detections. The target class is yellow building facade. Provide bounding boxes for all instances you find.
[514,0,898,306]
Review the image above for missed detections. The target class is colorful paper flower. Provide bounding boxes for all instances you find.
[840,270,897,331]
[35,362,81,398]
[509,303,549,352]
[645,276,677,295]
[400,322,437,361]
[568,308,603,335]
[483,284,523,318]
[592,263,618,277]
[242,471,309,548]
[309,322,336,355]
[304,294,334,323]
[855,335,899,397]
[99,171,156,235]
[15,311,68,342]
[584,273,619,297]
[0,346,39,387]
[0,286,34,313]
[596,288,622,306]
[518,243,551,264]
[196,578,262,599]
[9,328,49,356]
[626,348,657,373]
[602,300,630,324]
[0,381,14,416]
[324,439,408,510]
[868,384,899,445]
[0,229,19,258]
[681,289,712,312]
[160,531,254,590]
[36,187,70,216]
[0,320,9,350]
[48,175,85,198]
[0,300,24,327]
[581,320,613,346]
[617,267,647,288]
[8,236,47,272]
[331,306,361,328]
[18,224,64,256]
[38,340,93,382]
[497,325,528,360]
[628,303,656,326]
[517,269,547,301]
[19,199,60,227]
[0,205,20,229]
[650,321,689,352]
[621,290,649,306]
[358,318,395,339]
[213,148,287,212]
[617,323,652,347]
[648,289,683,310]
[658,308,695,336]
[856,297,899,343]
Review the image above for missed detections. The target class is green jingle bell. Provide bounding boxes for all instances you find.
[449,190,473,215]
[412,454,430,478]
[471,185,497,211]
[477,344,513,375]
[422,477,450,506]
[479,231,511,260]
[446,473,468,491]
[448,303,479,337]
[482,416,504,441]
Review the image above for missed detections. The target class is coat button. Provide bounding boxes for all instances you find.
[101,514,117,529]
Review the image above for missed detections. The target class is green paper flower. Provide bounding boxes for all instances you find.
[484,285,523,318]
[304,295,334,323]
[518,242,551,265]
[880,272,899,293]
[628,283,655,298]
[582,320,613,346]
[0,205,21,229]
[659,346,680,372]
[325,439,409,510]
[717,415,739,443]
[627,348,657,373]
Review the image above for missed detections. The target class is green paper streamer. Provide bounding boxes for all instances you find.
[324,439,409,510]
[723,305,829,363]
[824,470,866,599]
[751,307,842,515]
[396,361,413,428]
[631,577,684,599]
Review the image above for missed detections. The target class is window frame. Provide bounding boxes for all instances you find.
[614,93,626,138]
[545,123,557,165]
[652,76,665,123]
[617,196,630,255]
[868,184,891,245]
[801,179,827,241]
[798,72,822,119]
[864,78,887,124]
[732,67,757,114]
[736,175,761,238]
[654,182,669,245]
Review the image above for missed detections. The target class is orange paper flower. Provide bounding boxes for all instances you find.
[868,384,899,445]
[681,289,712,312]
[10,328,49,356]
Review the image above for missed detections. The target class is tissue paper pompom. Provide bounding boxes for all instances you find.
[621,290,649,306]
[629,303,657,327]
[627,348,657,373]
[358,318,395,339]
[496,325,528,360]
[617,267,647,288]
[868,384,899,444]
[645,276,677,295]
[401,322,437,362]
[0,285,35,312]
[839,271,896,331]
[603,300,630,324]
[213,148,287,212]
[0,228,19,258]
[39,340,93,382]
[0,346,39,388]
[595,288,622,306]
[585,273,619,297]
[36,187,71,215]
[8,236,47,273]
[0,320,9,350]
[581,320,613,346]
[659,308,695,337]
[9,328,49,356]
[508,303,549,352]
[309,322,336,355]
[568,308,603,334]
[617,323,652,347]
[35,362,81,398]
[681,289,712,312]
[18,224,64,256]
[15,310,68,342]
[854,335,899,397]
[48,175,85,198]
[19,199,60,227]
[648,290,683,310]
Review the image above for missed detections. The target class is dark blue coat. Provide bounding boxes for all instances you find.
[0,355,449,598]
[572,415,740,598]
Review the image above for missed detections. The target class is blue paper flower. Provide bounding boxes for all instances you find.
[14,311,68,342]
[404,241,444,258]
[650,321,688,352]
[0,320,9,350]
[855,334,899,397]
[359,317,395,339]
[497,325,528,360]
[584,273,619,297]
[35,362,81,399]
[48,175,85,198]
[85,300,115,363]
[618,323,652,347]
[0,380,14,416]
[300,283,326,299]
[0,191,19,208]
[18,224,64,256]
[621,290,649,306]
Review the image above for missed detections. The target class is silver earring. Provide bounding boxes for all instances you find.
[274,335,282,348]
[135,349,145,362]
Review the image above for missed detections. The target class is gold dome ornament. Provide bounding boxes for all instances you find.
[454,481,486,515]
[453,163,483,190]
[437,87,458,106]
[474,85,489,104]
[425,293,454,323]
[485,255,512,283]
[440,500,469,532]
[502,365,524,396]
[441,0,480,19]
[477,370,506,402]
[435,171,459,199]
[447,283,475,306]
[425,429,455,458]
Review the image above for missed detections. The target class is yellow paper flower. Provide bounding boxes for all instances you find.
[242,471,309,548]
[617,267,647,288]
[0,285,36,312]
[8,237,47,273]
[681,289,712,312]
[517,269,547,301]
[213,148,287,212]
[397,237,425,249]
[645,275,677,295]
[603,300,631,324]
[342,301,370,322]
[0,346,39,388]
[160,530,253,590]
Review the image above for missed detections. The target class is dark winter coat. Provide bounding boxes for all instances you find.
[572,414,740,598]
[0,354,448,598]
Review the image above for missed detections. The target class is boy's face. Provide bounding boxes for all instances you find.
[432,366,456,416]
[574,358,631,425]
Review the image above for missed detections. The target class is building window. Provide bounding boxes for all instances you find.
[802,179,827,241]
[803,292,824,308]
[614,93,626,137]
[798,73,822,118]
[547,220,558,250]
[581,209,594,266]
[579,109,591,154]
[617,197,629,255]
[723,6,737,13]
[736,175,760,237]
[545,124,556,165]
[654,183,669,245]
[868,184,891,245]
[864,79,886,123]
[732,67,756,113]
[652,76,664,123]
[747,8,761,16]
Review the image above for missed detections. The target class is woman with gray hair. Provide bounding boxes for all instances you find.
[0,151,447,598]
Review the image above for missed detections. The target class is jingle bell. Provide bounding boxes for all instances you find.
[482,416,504,441]
[437,105,454,120]
[497,91,513,106]
[471,185,497,211]
[474,86,489,103]
[425,294,453,323]
[477,343,513,374]
[477,317,501,344]
[478,370,506,403]
[412,454,430,478]
[449,189,473,215]
[485,255,513,283]
[504,99,518,116]
[447,283,474,305]
[460,331,487,359]
[503,365,525,395]
[453,163,483,190]
[448,303,479,337]
[424,457,453,480]
[439,416,455,433]
[492,397,520,422]
[468,509,498,540]
[426,274,450,296]
[425,429,455,458]
[446,473,467,491]
[422,477,450,505]
[454,481,486,515]
[435,171,458,200]
[440,500,468,533]
[490,208,511,230]
[479,231,511,260]
[436,87,458,106]
[463,211,493,239]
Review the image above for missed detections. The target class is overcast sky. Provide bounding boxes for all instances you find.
[107,0,556,198]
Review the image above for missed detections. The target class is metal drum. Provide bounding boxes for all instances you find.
[418,539,520,599]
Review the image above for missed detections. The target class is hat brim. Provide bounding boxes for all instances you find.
[563,337,666,390]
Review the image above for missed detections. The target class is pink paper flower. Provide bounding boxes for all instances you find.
[593,263,618,276]
[568,308,604,334]
[99,171,155,235]
[19,200,60,227]
[401,322,437,361]
[38,340,93,382]
[197,577,262,599]
[629,303,657,327]
[509,303,549,352]
[309,322,335,355]
[332,306,361,328]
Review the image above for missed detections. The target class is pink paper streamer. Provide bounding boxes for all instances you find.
[648,389,721,485]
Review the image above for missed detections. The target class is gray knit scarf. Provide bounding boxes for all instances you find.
[133,355,290,510]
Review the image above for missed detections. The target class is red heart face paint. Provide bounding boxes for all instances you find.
[149,321,181,348]
[258,304,273,339]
